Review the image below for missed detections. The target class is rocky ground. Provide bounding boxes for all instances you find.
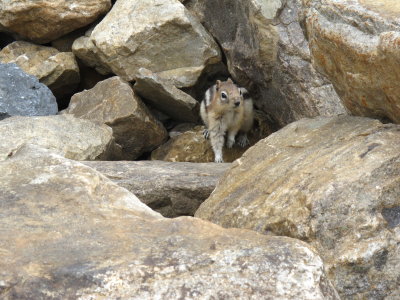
[0,0,399,299]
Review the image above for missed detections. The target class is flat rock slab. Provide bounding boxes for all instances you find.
[0,0,111,43]
[83,160,230,217]
[0,114,114,161]
[0,41,80,99]
[0,144,339,299]
[196,116,400,299]
[72,0,221,87]
[64,76,168,160]
[306,0,400,123]
[0,63,58,116]
[134,68,199,122]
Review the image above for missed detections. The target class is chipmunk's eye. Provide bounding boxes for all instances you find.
[221,92,228,100]
[239,89,242,96]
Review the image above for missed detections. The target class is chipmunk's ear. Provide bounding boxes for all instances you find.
[227,77,233,83]
[216,80,221,91]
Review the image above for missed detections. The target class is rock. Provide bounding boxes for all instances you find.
[306,0,400,123]
[83,160,230,218]
[133,68,199,122]
[152,111,274,162]
[0,41,80,99]
[196,116,400,299]
[72,0,221,88]
[0,63,58,116]
[183,0,347,126]
[64,76,168,160]
[0,0,112,43]
[51,27,88,52]
[0,144,339,299]
[0,114,115,161]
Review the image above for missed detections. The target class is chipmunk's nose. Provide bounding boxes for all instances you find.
[234,101,240,107]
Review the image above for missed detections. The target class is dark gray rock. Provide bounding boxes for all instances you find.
[0,63,58,116]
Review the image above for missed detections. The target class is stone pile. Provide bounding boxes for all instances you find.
[1,0,400,298]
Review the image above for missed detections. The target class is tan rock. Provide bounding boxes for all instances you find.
[0,114,115,161]
[133,68,199,122]
[306,0,400,123]
[72,0,221,87]
[0,41,80,98]
[83,160,230,217]
[0,0,111,43]
[0,144,339,299]
[183,0,347,126]
[64,76,168,160]
[196,116,400,299]
[152,111,274,162]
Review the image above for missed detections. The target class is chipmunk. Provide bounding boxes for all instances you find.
[200,78,253,163]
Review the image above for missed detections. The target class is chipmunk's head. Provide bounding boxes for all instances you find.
[215,78,244,109]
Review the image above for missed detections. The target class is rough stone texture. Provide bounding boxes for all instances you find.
[83,160,230,218]
[196,116,400,299]
[152,111,274,162]
[306,0,400,123]
[0,144,339,299]
[134,68,199,122]
[0,114,114,161]
[151,126,215,162]
[0,63,58,116]
[72,0,221,88]
[0,41,80,99]
[184,0,347,126]
[0,0,112,43]
[64,76,168,160]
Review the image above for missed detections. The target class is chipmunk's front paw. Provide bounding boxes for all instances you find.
[237,134,249,147]
[203,129,210,139]
[214,154,224,163]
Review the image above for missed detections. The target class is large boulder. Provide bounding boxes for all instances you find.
[0,41,80,99]
[306,0,400,123]
[64,76,168,160]
[0,63,58,116]
[196,116,400,299]
[133,68,199,122]
[83,160,230,217]
[0,0,112,43]
[0,114,114,161]
[183,0,347,126]
[72,0,221,88]
[0,144,339,299]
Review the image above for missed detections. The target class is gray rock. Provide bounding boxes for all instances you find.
[134,68,199,122]
[0,63,58,116]
[0,144,339,299]
[0,114,115,161]
[83,160,230,218]
[196,116,400,299]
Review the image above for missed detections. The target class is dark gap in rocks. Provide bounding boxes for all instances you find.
[0,32,15,49]
[381,206,400,228]
[373,249,389,271]
[0,112,10,121]
[180,61,230,103]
